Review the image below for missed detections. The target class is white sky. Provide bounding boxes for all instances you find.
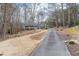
[1,0,79,3]
[19,3,68,23]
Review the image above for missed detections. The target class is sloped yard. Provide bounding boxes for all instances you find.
[0,29,47,56]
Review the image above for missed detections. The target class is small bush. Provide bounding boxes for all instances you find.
[60,29,63,31]
[0,54,3,56]
[57,29,59,31]
[67,34,70,37]
[69,41,76,45]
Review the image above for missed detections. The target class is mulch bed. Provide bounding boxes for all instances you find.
[67,44,79,56]
[57,31,79,56]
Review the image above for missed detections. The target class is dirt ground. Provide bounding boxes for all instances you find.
[0,29,47,56]
[56,27,79,56]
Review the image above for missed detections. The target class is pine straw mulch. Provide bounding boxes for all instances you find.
[57,29,79,56]
[0,30,47,56]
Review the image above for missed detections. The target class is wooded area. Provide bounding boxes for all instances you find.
[47,3,79,28]
[0,3,79,40]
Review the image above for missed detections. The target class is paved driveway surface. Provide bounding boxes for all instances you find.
[31,29,70,56]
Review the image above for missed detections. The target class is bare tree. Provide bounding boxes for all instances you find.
[61,3,65,27]
[1,3,16,39]
[66,4,71,27]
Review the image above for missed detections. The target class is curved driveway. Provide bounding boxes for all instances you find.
[31,28,70,56]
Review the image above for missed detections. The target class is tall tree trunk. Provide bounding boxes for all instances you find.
[55,4,58,27]
[2,3,7,40]
[61,3,65,27]
[24,8,27,23]
[74,3,77,26]
[67,4,71,27]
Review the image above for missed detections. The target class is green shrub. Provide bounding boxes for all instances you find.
[69,41,76,45]
[76,20,79,25]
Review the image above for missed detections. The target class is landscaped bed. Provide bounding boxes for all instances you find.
[56,26,79,56]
